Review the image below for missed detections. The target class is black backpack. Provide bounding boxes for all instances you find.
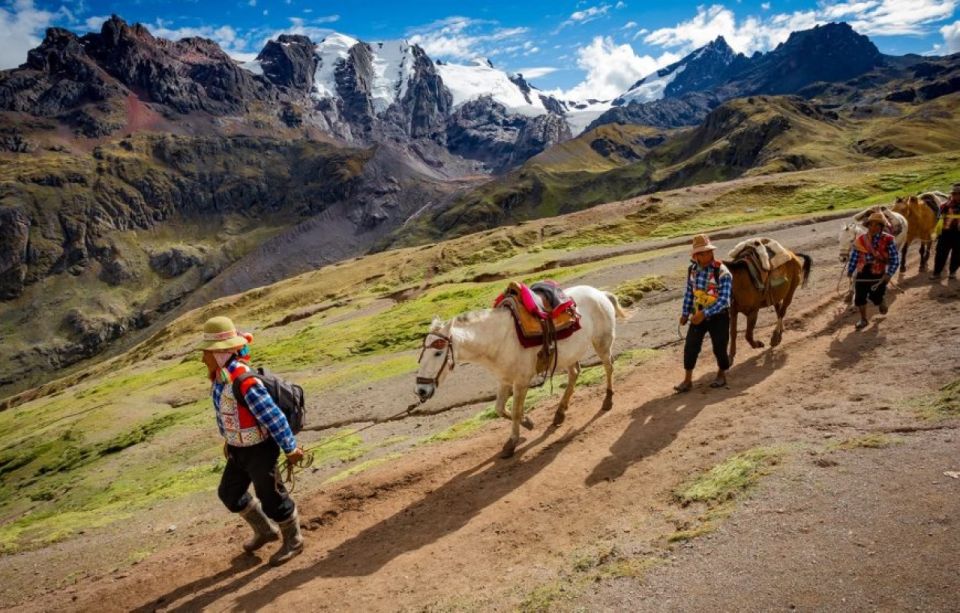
[232,367,306,434]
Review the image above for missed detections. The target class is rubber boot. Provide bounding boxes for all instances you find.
[269,509,304,566]
[239,499,279,553]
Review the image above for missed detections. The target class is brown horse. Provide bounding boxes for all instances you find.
[726,247,812,363]
[892,192,946,274]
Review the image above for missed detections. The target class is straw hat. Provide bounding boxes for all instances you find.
[198,316,249,351]
[691,234,717,254]
[866,211,887,226]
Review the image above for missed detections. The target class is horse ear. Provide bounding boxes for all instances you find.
[430,316,442,331]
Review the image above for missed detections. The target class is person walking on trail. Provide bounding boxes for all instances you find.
[675,234,732,393]
[847,211,900,330]
[930,182,960,280]
[199,316,305,566]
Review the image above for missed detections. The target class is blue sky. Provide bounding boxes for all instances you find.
[2,0,959,99]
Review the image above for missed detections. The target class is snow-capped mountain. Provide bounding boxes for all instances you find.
[616,37,742,105]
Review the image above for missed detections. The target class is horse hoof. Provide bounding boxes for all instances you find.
[521,417,535,431]
[500,440,516,459]
[770,336,782,348]
[601,390,614,412]
[552,413,565,427]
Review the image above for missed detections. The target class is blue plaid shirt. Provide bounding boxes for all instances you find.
[212,359,297,453]
[846,233,900,277]
[682,262,732,319]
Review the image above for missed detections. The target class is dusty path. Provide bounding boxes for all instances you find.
[13,228,959,611]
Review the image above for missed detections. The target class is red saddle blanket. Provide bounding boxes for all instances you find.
[493,280,581,349]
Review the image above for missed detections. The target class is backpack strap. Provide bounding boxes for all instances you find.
[231,371,259,408]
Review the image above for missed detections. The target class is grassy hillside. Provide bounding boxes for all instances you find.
[392,93,960,245]
[0,135,380,396]
[2,150,959,556]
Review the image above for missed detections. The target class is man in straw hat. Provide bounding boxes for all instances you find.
[846,211,900,330]
[199,315,305,566]
[675,234,733,393]
[930,182,960,280]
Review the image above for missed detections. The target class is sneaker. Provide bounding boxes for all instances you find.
[929,272,943,280]
[855,319,869,330]
[878,300,888,315]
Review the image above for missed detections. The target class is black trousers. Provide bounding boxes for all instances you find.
[933,228,960,275]
[853,270,886,307]
[684,311,730,371]
[218,439,295,522]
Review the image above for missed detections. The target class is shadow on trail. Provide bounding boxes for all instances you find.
[131,553,265,613]
[826,323,886,371]
[586,348,785,486]
[229,407,610,609]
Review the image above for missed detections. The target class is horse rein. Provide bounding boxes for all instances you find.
[416,331,455,391]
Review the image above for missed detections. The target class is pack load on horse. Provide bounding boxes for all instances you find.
[415,282,626,458]
[725,237,812,363]
[837,206,908,265]
[892,192,946,274]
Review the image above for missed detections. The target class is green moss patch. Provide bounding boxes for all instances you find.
[674,447,783,506]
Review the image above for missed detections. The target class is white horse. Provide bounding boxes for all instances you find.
[837,209,908,265]
[415,285,626,458]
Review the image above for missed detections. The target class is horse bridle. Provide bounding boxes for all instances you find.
[416,331,455,390]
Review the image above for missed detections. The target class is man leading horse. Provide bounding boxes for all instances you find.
[846,211,900,330]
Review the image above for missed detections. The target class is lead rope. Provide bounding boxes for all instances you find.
[275,400,420,493]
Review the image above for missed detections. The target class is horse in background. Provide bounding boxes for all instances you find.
[837,207,908,266]
[892,192,946,274]
[725,239,813,364]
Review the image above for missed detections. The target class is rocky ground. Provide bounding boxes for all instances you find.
[3,213,958,612]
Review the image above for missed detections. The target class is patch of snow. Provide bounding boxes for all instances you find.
[240,59,264,76]
[618,64,686,104]
[561,99,613,136]
[369,40,416,114]
[436,59,547,117]
[313,32,359,99]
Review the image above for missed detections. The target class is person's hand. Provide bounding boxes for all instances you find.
[679,314,689,326]
[691,311,706,325]
[285,447,304,464]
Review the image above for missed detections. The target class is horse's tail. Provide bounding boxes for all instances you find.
[797,253,813,289]
[604,292,628,319]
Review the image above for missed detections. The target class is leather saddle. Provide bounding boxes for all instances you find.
[493,280,581,377]
[731,249,789,294]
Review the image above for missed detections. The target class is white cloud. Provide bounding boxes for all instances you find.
[644,4,817,55]
[247,0,256,6]
[263,9,268,16]
[845,0,958,36]
[515,66,558,79]
[622,21,638,29]
[0,0,70,69]
[942,19,960,52]
[616,1,627,8]
[407,16,530,60]
[548,35,679,101]
[644,1,960,58]
[560,4,612,29]
[84,14,110,31]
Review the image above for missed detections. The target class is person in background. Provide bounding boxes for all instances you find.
[847,212,900,330]
[930,182,960,280]
[675,234,732,393]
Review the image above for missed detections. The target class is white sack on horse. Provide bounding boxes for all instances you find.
[727,237,794,271]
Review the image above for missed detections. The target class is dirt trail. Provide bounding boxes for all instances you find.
[10,229,960,612]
